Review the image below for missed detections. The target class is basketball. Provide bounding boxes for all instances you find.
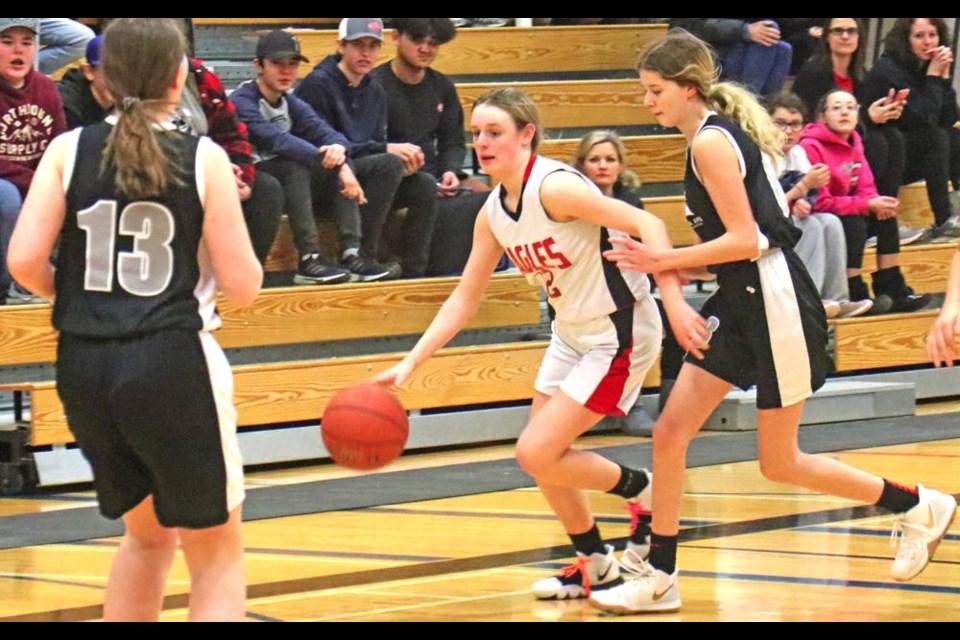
[321,384,410,471]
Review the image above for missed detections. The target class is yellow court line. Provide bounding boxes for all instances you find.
[246,568,516,608]
[303,588,532,622]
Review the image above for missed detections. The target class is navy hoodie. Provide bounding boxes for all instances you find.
[295,55,388,159]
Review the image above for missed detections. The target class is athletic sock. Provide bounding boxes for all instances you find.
[569,524,605,557]
[649,533,678,574]
[631,512,653,545]
[876,479,921,514]
[607,464,649,500]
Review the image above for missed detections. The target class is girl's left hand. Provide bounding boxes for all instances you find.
[604,236,661,273]
[663,299,711,361]
[928,309,960,368]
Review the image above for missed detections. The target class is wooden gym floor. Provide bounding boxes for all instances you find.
[0,405,958,622]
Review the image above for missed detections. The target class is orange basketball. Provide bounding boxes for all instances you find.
[321,384,409,471]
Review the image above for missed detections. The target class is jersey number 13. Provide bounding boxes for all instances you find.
[77,200,176,297]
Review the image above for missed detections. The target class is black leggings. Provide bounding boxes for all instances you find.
[830,212,899,270]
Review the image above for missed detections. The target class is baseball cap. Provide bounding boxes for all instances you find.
[86,34,104,66]
[338,18,384,42]
[256,30,309,63]
[0,19,39,35]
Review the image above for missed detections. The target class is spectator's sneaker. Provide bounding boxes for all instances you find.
[343,254,395,283]
[531,545,624,601]
[469,18,511,27]
[898,226,926,246]
[865,236,878,249]
[823,300,842,319]
[589,559,681,615]
[864,294,894,316]
[930,216,960,241]
[294,254,351,286]
[5,282,43,306]
[450,18,471,27]
[891,485,957,582]
[836,299,874,319]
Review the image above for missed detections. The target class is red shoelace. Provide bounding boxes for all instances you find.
[559,556,593,596]
[625,501,652,537]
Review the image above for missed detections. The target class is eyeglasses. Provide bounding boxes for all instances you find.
[829,27,859,37]
[773,119,804,132]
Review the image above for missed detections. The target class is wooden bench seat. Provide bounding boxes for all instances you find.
[0,275,540,368]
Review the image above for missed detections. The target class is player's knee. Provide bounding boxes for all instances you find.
[652,419,691,456]
[515,436,554,479]
[126,526,178,554]
[758,454,801,484]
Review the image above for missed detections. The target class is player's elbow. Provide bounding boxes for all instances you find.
[220,264,263,308]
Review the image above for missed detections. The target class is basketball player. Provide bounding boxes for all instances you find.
[590,30,957,615]
[376,87,710,601]
[7,19,260,621]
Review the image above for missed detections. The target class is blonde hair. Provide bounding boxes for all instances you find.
[101,18,186,198]
[473,87,542,152]
[638,29,784,159]
[572,130,641,190]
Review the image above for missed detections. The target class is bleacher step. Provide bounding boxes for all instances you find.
[637,380,916,433]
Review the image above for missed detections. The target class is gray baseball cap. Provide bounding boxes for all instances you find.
[338,18,384,42]
[0,19,39,35]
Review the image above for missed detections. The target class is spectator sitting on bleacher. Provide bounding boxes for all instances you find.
[670,19,792,96]
[572,130,643,207]
[371,18,491,277]
[175,59,284,267]
[0,18,66,305]
[232,30,369,285]
[768,92,875,319]
[297,18,437,279]
[57,35,111,131]
[800,90,930,314]
[37,19,94,76]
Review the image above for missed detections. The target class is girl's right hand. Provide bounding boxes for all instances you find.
[373,360,415,388]
[805,164,831,189]
[869,196,899,219]
[928,308,960,367]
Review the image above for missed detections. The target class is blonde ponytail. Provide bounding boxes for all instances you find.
[706,83,784,159]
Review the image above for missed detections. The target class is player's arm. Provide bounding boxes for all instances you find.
[540,171,710,358]
[7,134,70,302]
[928,249,960,367]
[604,129,761,275]
[376,209,504,387]
[201,140,262,308]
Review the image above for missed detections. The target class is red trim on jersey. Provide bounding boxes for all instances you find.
[585,340,635,417]
[523,154,538,186]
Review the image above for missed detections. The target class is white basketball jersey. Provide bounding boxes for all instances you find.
[485,156,652,323]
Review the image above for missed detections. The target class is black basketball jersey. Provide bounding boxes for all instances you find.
[54,121,220,338]
[684,114,801,277]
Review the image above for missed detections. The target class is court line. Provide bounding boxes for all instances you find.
[836,451,960,459]
[365,506,716,527]
[0,574,106,591]
[680,544,960,567]
[245,611,286,623]
[72,540,448,564]
[799,526,960,542]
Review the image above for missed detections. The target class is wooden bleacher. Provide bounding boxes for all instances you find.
[295,24,667,77]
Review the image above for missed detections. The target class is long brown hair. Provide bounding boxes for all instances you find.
[101,18,186,198]
[473,87,542,153]
[884,18,953,66]
[638,29,784,159]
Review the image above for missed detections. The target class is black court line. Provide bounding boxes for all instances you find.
[7,498,957,623]
[2,414,958,552]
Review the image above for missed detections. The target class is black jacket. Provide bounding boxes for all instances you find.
[861,52,960,132]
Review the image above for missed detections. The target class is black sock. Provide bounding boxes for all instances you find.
[649,534,678,574]
[608,464,649,500]
[569,525,605,556]
[876,480,920,514]
[631,513,653,545]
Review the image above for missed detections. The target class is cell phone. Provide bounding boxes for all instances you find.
[895,89,910,104]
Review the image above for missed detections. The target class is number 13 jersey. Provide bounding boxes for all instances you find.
[485,155,651,323]
[54,121,221,338]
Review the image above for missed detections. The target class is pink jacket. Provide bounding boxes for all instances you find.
[799,121,878,216]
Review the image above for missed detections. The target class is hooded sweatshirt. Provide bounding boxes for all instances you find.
[295,55,388,159]
[799,121,878,216]
[0,69,67,197]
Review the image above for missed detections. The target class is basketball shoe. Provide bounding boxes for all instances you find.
[589,557,680,615]
[531,545,623,600]
[890,485,957,581]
